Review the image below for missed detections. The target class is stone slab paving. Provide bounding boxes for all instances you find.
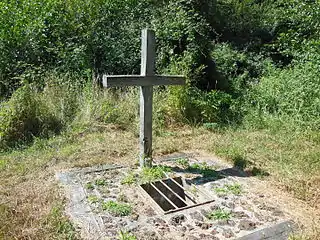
[56,153,295,240]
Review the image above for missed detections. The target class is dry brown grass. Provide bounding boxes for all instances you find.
[0,124,319,239]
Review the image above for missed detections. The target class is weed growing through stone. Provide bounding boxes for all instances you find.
[121,165,172,185]
[87,195,100,204]
[175,157,190,168]
[118,230,137,240]
[94,179,107,186]
[102,201,132,217]
[188,162,219,178]
[140,165,172,183]
[226,183,242,195]
[213,183,243,196]
[214,187,229,196]
[85,182,94,190]
[207,208,232,221]
[190,185,199,196]
[47,205,78,239]
[121,172,137,185]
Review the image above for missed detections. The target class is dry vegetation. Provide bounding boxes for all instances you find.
[0,124,319,239]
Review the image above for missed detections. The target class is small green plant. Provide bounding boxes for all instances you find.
[214,187,229,196]
[207,208,232,221]
[140,165,171,183]
[94,179,107,186]
[175,157,190,168]
[190,185,198,196]
[213,183,243,196]
[121,172,137,185]
[85,182,94,190]
[118,230,137,240]
[226,183,242,195]
[87,195,100,204]
[47,204,78,239]
[188,162,219,178]
[102,201,132,217]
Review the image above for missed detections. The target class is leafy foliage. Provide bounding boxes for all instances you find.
[0,85,61,149]
[102,200,132,217]
[0,0,319,147]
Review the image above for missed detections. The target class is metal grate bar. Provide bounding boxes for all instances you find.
[150,182,179,209]
[158,180,189,206]
[162,172,206,202]
[164,199,216,215]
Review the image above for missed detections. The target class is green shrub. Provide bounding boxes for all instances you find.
[247,62,320,129]
[0,85,62,149]
[165,86,235,124]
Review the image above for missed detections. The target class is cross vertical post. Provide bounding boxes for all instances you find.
[102,29,185,169]
[140,29,155,168]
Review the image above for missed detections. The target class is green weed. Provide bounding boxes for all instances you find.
[87,195,100,204]
[175,157,190,168]
[140,166,171,183]
[226,183,242,195]
[102,201,132,217]
[46,204,78,239]
[207,208,232,221]
[121,172,137,185]
[94,179,106,186]
[188,162,219,178]
[118,230,137,240]
[85,182,94,190]
[214,187,229,196]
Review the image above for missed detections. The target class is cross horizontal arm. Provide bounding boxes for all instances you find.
[102,75,185,88]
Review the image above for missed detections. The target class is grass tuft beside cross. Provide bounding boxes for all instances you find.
[103,29,185,168]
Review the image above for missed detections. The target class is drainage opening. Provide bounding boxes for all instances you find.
[140,176,214,214]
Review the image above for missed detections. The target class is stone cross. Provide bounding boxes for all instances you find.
[103,29,185,168]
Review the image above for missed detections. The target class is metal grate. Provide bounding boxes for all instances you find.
[139,175,215,214]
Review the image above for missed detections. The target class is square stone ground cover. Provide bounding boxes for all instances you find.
[57,153,295,240]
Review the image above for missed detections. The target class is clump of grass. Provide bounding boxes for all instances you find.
[226,183,242,195]
[188,162,219,178]
[85,182,94,190]
[94,179,106,186]
[121,165,172,185]
[121,172,137,185]
[87,195,100,204]
[214,187,229,196]
[46,204,78,239]
[213,183,243,196]
[206,208,232,221]
[140,165,172,183]
[102,201,132,217]
[175,157,190,168]
[118,230,137,240]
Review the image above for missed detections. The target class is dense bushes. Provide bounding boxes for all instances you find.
[0,0,319,148]
[0,85,61,149]
[247,62,320,129]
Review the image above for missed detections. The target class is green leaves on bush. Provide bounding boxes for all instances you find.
[248,62,320,129]
[0,85,62,150]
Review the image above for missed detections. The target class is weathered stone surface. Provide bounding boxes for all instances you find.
[195,221,212,230]
[222,229,235,238]
[239,219,257,231]
[217,219,236,226]
[199,233,217,239]
[57,156,295,240]
[169,214,186,226]
[236,221,294,240]
[233,211,250,219]
[190,211,204,221]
